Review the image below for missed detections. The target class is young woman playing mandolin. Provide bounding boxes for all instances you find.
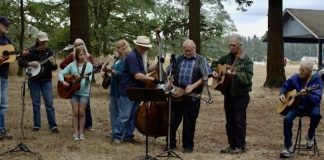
[104,39,131,143]
[58,46,93,140]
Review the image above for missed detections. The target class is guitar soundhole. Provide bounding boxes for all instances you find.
[3,51,9,57]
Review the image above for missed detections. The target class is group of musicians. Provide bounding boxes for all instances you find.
[0,16,322,158]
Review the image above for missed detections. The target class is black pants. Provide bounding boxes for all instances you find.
[224,94,250,149]
[169,97,200,150]
[84,99,92,129]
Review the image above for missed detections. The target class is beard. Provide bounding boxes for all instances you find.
[141,52,148,73]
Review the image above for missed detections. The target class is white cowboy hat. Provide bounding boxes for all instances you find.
[133,36,152,48]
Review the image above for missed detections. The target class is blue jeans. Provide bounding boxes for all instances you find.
[284,106,321,148]
[109,96,118,137]
[0,77,8,133]
[28,80,57,130]
[114,95,139,140]
[70,95,89,103]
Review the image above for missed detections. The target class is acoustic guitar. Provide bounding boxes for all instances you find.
[57,64,102,99]
[211,64,232,92]
[276,84,320,115]
[0,44,21,65]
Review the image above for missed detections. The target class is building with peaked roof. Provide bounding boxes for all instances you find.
[263,8,324,68]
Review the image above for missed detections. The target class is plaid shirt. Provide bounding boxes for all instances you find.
[178,57,196,87]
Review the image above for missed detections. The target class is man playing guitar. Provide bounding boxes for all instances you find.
[279,63,322,158]
[19,31,59,134]
[0,16,13,140]
[211,34,253,154]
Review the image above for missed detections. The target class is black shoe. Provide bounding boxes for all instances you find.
[220,146,234,154]
[164,146,176,151]
[50,128,59,134]
[182,148,193,153]
[31,127,40,132]
[123,138,141,144]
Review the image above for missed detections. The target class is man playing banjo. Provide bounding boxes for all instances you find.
[19,31,59,134]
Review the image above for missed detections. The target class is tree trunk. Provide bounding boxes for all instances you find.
[69,0,91,53]
[188,0,201,54]
[264,0,286,87]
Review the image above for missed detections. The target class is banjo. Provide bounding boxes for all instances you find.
[26,55,55,79]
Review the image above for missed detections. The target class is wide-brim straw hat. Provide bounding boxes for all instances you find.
[133,36,152,48]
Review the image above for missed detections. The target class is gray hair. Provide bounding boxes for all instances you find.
[73,38,89,56]
[300,62,313,72]
[230,33,243,46]
[182,39,196,48]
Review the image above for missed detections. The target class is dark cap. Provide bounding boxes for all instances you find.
[0,16,10,27]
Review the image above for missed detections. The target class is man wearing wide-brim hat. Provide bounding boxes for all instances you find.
[0,16,13,140]
[113,35,157,143]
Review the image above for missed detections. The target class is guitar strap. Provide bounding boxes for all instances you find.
[230,55,240,72]
[79,62,87,77]
[304,74,312,88]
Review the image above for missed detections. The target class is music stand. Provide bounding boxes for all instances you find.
[127,88,167,160]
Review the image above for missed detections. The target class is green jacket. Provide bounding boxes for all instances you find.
[211,52,253,96]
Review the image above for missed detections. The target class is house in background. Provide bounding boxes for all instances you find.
[263,8,324,69]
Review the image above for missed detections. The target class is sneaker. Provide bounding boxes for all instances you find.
[306,136,314,148]
[31,127,40,132]
[79,133,85,140]
[220,146,234,154]
[105,132,112,138]
[50,128,59,134]
[73,133,80,141]
[84,127,95,132]
[111,139,121,145]
[280,146,293,158]
[231,147,245,154]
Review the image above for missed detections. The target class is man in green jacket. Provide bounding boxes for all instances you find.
[211,34,253,154]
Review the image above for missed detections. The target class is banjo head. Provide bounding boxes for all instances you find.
[27,63,41,77]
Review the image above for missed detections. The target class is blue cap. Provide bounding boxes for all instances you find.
[0,16,10,27]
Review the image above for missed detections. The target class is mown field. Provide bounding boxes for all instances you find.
[0,62,323,160]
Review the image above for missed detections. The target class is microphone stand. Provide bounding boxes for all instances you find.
[150,54,183,160]
[0,68,41,159]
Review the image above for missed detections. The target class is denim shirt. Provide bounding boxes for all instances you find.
[110,58,125,97]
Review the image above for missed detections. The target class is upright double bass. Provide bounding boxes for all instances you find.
[135,29,169,138]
